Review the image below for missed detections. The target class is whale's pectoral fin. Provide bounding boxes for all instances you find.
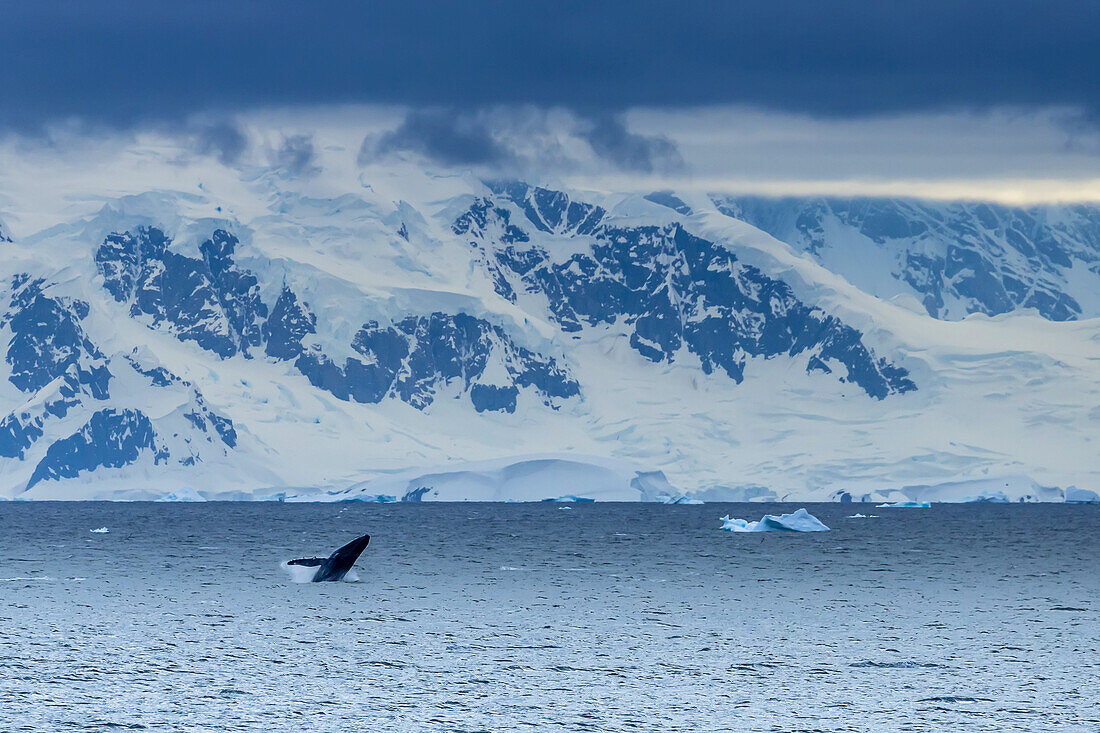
[312,533,371,582]
[287,558,325,567]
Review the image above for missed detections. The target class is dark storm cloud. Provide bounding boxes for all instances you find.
[1,0,1098,130]
[274,134,320,176]
[367,110,514,167]
[363,108,684,172]
[579,116,682,173]
[190,121,248,165]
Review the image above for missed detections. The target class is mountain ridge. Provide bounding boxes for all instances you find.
[0,172,1096,500]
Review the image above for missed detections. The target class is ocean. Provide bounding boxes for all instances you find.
[1,501,1097,732]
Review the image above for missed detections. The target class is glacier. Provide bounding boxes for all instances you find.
[837,474,1065,505]
[285,456,670,503]
[0,134,1098,500]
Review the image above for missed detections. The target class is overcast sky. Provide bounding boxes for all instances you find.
[2,1,1099,200]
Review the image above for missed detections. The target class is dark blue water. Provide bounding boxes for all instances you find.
[1,502,1097,731]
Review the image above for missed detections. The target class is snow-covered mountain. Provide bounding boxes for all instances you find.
[710,195,1100,321]
[0,160,1097,501]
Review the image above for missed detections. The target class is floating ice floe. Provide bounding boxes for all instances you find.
[89,527,109,533]
[876,501,931,508]
[1065,486,1100,504]
[847,513,876,518]
[543,495,594,503]
[720,508,829,532]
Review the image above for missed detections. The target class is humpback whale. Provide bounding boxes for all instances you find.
[287,533,371,582]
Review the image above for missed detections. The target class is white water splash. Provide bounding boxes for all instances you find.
[280,561,359,584]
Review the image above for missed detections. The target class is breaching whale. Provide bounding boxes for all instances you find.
[287,533,371,582]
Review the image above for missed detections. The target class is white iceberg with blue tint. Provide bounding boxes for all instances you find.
[154,488,207,502]
[876,501,931,508]
[337,494,397,503]
[1065,486,1100,504]
[956,491,1010,503]
[653,493,704,505]
[720,508,829,532]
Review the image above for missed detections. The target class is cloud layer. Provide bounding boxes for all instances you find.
[4,105,1100,214]
[2,1,1098,130]
[360,108,682,175]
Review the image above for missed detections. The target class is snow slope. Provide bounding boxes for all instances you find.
[710,195,1100,321]
[0,136,1097,501]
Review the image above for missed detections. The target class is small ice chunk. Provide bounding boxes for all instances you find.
[89,527,109,534]
[847,513,872,518]
[1065,486,1100,504]
[876,501,931,508]
[720,508,829,532]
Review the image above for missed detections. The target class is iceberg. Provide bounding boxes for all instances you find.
[847,513,875,518]
[695,485,778,502]
[542,495,594,503]
[956,491,1010,503]
[1065,486,1100,504]
[876,501,931,508]
[89,527,109,533]
[154,489,207,502]
[720,508,829,532]
[337,494,397,503]
[653,493,704,505]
